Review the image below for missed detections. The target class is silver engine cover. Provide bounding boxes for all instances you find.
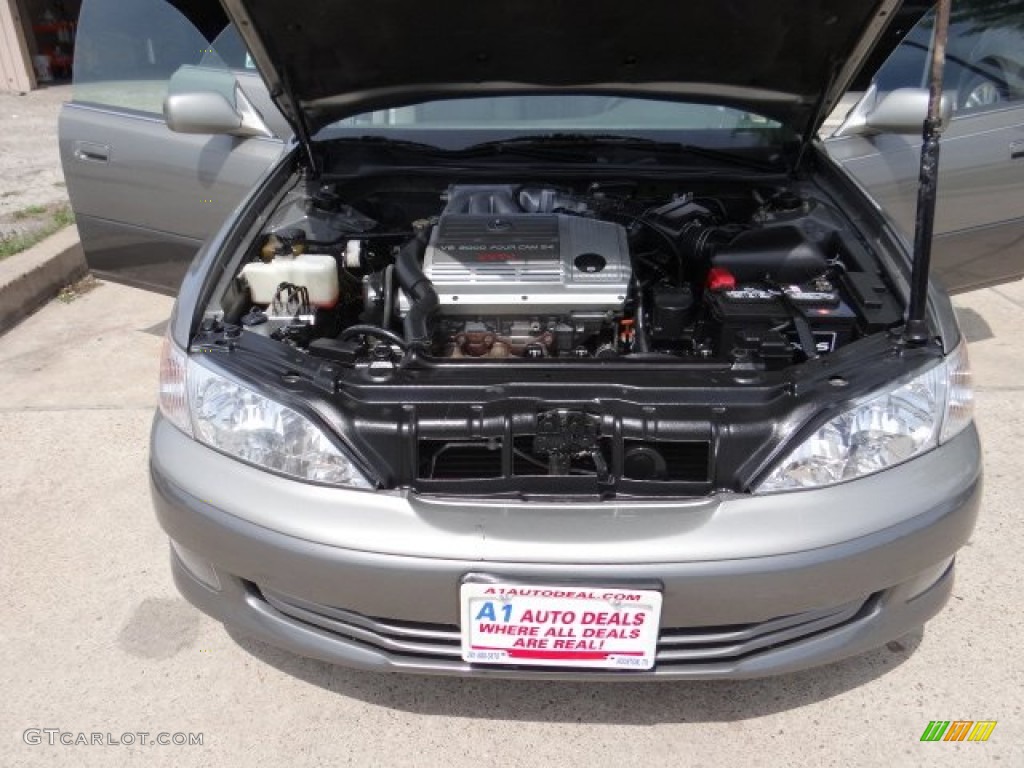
[409,213,631,316]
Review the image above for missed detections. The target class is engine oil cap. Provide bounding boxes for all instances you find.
[574,252,606,273]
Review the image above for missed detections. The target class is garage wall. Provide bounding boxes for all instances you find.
[0,0,36,92]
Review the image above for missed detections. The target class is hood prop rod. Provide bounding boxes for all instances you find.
[904,0,952,345]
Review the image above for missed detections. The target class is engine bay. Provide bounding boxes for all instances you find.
[217,175,904,371]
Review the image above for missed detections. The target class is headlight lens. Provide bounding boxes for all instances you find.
[757,342,973,492]
[158,338,372,488]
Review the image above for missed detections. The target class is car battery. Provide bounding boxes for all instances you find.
[707,280,857,361]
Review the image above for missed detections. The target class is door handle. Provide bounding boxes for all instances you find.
[73,141,110,163]
[1011,140,1024,160]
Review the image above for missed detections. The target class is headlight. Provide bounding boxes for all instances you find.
[757,342,973,492]
[158,338,372,488]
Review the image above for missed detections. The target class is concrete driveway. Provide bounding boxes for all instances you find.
[0,278,1021,767]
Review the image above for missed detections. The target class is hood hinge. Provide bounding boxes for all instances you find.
[793,62,841,174]
[276,70,320,177]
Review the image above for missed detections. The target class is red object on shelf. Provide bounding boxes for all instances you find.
[33,20,76,79]
[33,21,75,36]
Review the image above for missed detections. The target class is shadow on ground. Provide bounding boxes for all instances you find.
[226,626,922,724]
[954,306,994,344]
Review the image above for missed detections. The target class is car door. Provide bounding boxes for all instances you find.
[59,0,287,295]
[826,0,1024,293]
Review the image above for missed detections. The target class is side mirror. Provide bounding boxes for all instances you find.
[163,90,268,137]
[833,87,953,137]
[866,88,953,133]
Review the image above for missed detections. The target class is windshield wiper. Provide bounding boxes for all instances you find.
[330,134,605,163]
[468,133,662,148]
[326,136,447,153]
[326,133,783,172]
[462,134,783,171]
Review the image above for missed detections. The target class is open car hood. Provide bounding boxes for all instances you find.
[222,0,916,139]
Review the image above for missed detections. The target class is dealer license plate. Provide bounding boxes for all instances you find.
[460,583,662,670]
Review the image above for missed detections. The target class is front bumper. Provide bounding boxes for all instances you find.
[151,414,982,680]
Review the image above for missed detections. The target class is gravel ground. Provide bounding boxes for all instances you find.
[0,85,71,239]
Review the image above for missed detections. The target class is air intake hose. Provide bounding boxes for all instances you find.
[395,228,437,345]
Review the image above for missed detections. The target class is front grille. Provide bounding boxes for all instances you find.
[258,586,871,668]
[417,437,711,487]
[419,440,504,480]
[655,600,867,664]
[622,440,710,482]
[261,588,463,659]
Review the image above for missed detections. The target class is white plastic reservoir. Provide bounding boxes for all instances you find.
[242,254,339,308]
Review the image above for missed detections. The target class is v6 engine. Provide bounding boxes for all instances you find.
[416,185,631,316]
[400,185,632,357]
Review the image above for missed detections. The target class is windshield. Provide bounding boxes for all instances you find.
[319,95,791,149]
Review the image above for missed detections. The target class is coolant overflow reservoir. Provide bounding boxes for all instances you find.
[242,252,340,308]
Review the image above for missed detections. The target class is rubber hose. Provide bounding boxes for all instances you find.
[394,228,437,344]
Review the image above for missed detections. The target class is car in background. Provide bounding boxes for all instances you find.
[56,0,1008,680]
